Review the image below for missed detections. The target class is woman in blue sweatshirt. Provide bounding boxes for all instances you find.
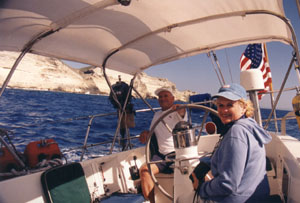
[191,83,272,203]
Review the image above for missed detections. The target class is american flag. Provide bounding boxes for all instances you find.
[240,43,272,100]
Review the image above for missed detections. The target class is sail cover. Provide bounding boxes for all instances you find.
[0,0,293,74]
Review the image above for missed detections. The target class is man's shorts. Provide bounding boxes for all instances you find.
[151,152,174,174]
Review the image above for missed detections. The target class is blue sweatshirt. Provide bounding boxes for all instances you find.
[199,117,272,202]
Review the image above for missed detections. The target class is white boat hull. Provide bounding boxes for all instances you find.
[1,132,300,202]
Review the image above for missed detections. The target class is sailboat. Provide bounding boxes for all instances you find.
[0,0,300,202]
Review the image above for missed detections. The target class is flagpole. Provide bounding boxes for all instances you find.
[264,43,278,132]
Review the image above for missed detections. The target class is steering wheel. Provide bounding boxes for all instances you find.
[145,104,219,200]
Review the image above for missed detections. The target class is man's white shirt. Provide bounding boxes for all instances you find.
[150,108,187,155]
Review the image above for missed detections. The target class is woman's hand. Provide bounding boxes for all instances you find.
[139,130,149,144]
[204,170,214,181]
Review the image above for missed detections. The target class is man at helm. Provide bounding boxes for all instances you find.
[139,87,187,203]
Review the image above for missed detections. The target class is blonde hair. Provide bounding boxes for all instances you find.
[239,99,254,118]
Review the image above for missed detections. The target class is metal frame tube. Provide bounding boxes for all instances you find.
[0,136,26,168]
[264,55,296,129]
[249,91,262,126]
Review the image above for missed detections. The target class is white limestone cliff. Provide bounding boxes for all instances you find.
[0,51,195,101]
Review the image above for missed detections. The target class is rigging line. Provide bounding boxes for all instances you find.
[207,52,223,86]
[212,51,226,85]
[264,54,295,130]
[225,48,234,83]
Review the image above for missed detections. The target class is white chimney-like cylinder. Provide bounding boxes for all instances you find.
[240,69,264,91]
[240,69,264,126]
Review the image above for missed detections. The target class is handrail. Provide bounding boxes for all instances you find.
[66,135,140,154]
[79,107,160,160]
[262,115,296,123]
[280,111,296,135]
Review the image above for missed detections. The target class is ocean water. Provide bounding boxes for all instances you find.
[0,89,298,162]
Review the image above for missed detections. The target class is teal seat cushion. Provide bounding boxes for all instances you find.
[41,162,91,203]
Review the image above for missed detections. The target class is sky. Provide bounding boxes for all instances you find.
[67,1,300,110]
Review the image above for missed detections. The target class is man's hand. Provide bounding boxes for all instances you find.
[139,130,150,144]
[172,104,186,118]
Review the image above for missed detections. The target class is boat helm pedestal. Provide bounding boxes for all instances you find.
[172,121,199,202]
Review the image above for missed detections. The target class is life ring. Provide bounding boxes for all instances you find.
[0,147,22,173]
[24,139,61,168]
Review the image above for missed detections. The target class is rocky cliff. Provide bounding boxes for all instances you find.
[0,51,194,101]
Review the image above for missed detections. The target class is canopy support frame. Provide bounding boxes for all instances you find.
[104,10,300,73]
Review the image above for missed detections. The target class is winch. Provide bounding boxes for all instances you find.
[172,121,197,149]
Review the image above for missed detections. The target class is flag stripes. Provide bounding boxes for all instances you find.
[239,43,272,99]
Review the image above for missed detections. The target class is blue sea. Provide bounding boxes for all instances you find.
[0,89,299,162]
